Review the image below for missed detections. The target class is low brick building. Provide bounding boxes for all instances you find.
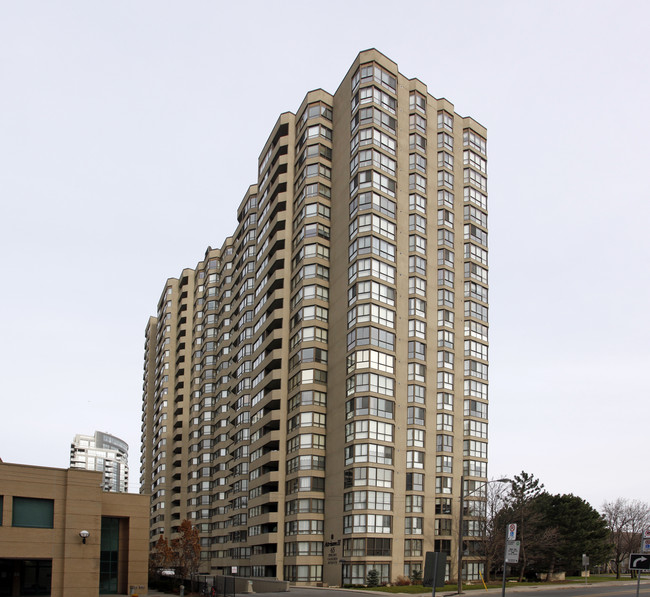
[0,461,149,596]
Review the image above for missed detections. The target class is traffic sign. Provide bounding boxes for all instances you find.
[507,523,517,540]
[644,529,650,539]
[643,540,650,553]
[630,554,650,571]
[505,540,521,564]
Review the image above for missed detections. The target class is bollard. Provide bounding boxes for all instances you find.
[180,584,185,596]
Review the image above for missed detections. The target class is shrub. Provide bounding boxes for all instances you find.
[410,569,423,585]
[367,569,380,587]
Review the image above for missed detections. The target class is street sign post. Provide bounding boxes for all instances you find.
[630,554,650,571]
[502,524,518,597]
[630,553,650,597]
[507,524,517,541]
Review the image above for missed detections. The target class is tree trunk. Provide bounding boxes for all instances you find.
[518,555,526,583]
[547,557,555,582]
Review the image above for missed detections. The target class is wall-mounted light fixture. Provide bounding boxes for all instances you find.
[79,530,90,544]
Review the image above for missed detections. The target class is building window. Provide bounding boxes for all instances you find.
[464,168,487,191]
[408,384,425,403]
[407,428,424,447]
[464,562,485,581]
[343,513,392,534]
[409,276,427,297]
[407,363,427,382]
[406,451,425,469]
[436,455,453,473]
[409,212,427,233]
[409,153,427,172]
[284,541,324,556]
[345,419,394,443]
[405,494,424,512]
[406,472,424,491]
[437,350,454,369]
[409,193,427,213]
[409,113,427,133]
[410,133,427,152]
[408,341,426,360]
[464,399,488,419]
[435,518,452,535]
[343,563,390,586]
[464,440,488,458]
[343,537,392,557]
[407,406,426,425]
[408,298,426,318]
[437,434,453,452]
[438,288,454,307]
[284,565,323,583]
[464,419,488,439]
[410,91,426,113]
[437,392,454,410]
[100,517,120,593]
[409,255,426,275]
[463,130,487,155]
[344,491,393,511]
[437,413,454,431]
[438,228,454,248]
[409,173,427,192]
[436,497,452,514]
[12,497,54,528]
[438,111,453,131]
[438,132,453,150]
[346,396,394,420]
[405,516,424,534]
[404,538,423,557]
[436,476,453,494]
[344,467,393,489]
[438,170,454,189]
[344,443,394,465]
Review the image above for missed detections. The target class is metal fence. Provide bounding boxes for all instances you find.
[197,575,235,597]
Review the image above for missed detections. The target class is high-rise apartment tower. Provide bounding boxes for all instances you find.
[141,49,489,586]
[70,431,129,493]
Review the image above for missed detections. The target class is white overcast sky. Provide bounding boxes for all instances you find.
[1,1,648,507]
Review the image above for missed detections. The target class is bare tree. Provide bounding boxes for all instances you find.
[602,498,650,578]
[478,480,510,581]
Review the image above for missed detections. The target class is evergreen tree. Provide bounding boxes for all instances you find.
[534,493,610,575]
[504,471,545,581]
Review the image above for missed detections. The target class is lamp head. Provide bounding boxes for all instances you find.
[79,530,90,544]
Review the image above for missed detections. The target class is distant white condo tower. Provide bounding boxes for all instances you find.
[70,431,129,492]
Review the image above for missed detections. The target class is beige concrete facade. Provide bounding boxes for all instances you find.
[141,49,488,586]
[0,462,149,596]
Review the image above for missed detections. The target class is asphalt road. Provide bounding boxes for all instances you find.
[251,582,650,597]
[147,580,650,597]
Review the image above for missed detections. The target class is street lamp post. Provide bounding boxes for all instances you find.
[457,476,512,595]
